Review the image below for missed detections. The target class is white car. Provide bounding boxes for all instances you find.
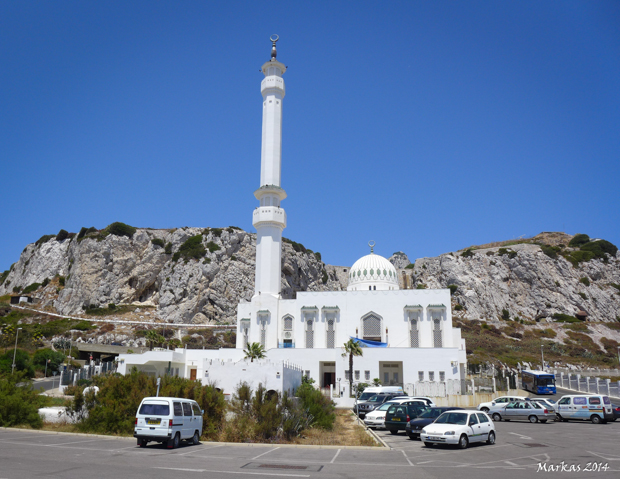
[421,410,496,449]
[477,395,528,412]
[529,397,557,412]
[364,398,425,428]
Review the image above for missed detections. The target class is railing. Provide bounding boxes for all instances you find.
[59,362,117,390]
[554,371,620,398]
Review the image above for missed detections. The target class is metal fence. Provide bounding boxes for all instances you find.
[555,371,620,398]
[59,361,117,387]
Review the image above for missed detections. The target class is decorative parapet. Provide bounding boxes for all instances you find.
[404,304,423,311]
[321,306,340,312]
[428,304,446,309]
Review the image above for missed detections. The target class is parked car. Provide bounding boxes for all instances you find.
[611,404,620,422]
[555,394,614,424]
[477,395,528,412]
[421,410,496,449]
[489,400,555,423]
[134,396,203,448]
[355,393,402,418]
[529,397,557,412]
[364,398,418,429]
[357,386,404,402]
[406,407,463,440]
[384,402,428,434]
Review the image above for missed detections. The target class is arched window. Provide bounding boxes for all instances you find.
[326,319,335,349]
[433,317,442,348]
[410,318,419,348]
[283,315,293,331]
[362,313,382,342]
[240,319,250,347]
[305,319,314,348]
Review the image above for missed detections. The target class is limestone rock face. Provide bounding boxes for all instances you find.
[0,227,342,324]
[389,251,411,269]
[407,243,620,322]
[2,229,619,325]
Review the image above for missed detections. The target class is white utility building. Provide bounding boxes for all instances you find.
[118,37,467,402]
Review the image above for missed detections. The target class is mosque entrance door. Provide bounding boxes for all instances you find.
[319,361,336,388]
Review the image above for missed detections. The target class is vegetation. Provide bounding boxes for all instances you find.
[501,309,510,321]
[580,277,591,287]
[552,313,580,323]
[151,238,165,248]
[21,282,42,294]
[35,234,55,246]
[0,372,46,428]
[77,226,98,240]
[243,342,266,362]
[69,370,226,438]
[498,248,517,258]
[107,222,137,239]
[568,233,591,247]
[283,237,308,253]
[206,241,220,253]
[561,234,618,266]
[448,284,458,295]
[461,249,474,258]
[58,276,65,286]
[322,269,328,284]
[405,263,414,269]
[454,304,464,311]
[342,339,363,397]
[541,244,561,259]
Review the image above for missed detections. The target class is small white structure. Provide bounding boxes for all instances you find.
[118,37,467,403]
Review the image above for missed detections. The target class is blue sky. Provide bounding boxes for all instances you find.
[1,1,619,271]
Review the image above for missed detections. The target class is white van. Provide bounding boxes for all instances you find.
[134,397,204,448]
[555,394,614,424]
[357,386,404,401]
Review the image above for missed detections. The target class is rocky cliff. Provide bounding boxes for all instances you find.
[2,227,619,326]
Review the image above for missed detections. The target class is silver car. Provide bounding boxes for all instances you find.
[529,397,557,412]
[490,400,555,423]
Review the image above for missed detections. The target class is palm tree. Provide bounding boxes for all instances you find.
[243,342,266,362]
[341,339,363,397]
[145,330,165,351]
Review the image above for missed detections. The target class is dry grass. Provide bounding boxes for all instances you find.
[291,409,380,447]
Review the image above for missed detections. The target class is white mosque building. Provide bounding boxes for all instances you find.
[118,37,467,402]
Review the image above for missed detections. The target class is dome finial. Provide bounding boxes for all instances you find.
[270,34,279,60]
[368,240,375,254]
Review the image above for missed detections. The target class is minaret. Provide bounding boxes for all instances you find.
[253,35,287,298]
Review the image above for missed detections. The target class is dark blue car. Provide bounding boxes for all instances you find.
[406,406,464,440]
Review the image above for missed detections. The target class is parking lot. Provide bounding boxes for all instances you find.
[2,418,620,479]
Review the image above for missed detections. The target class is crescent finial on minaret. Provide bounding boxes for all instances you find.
[369,241,375,254]
[270,34,279,60]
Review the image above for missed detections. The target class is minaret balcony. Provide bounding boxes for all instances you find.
[253,206,287,228]
[261,76,285,96]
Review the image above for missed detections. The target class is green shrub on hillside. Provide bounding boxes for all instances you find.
[405,263,414,269]
[21,283,41,294]
[151,238,165,248]
[0,372,46,428]
[296,382,336,430]
[0,271,9,285]
[35,234,55,246]
[461,249,474,258]
[569,234,590,247]
[164,242,173,254]
[77,226,98,240]
[206,241,220,253]
[172,235,207,261]
[283,237,307,253]
[580,277,590,287]
[580,240,618,259]
[448,284,458,295]
[541,244,560,259]
[553,313,580,323]
[107,222,137,239]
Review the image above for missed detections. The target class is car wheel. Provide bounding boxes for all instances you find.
[591,415,601,425]
[389,429,398,435]
[138,439,147,447]
[192,431,200,445]
[492,413,501,422]
[424,442,433,447]
[528,415,538,423]
[168,432,180,449]
[486,431,496,445]
[481,407,489,413]
[407,433,415,440]
[458,434,469,449]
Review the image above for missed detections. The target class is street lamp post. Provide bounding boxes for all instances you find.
[11,327,22,374]
[541,345,545,372]
[44,358,51,378]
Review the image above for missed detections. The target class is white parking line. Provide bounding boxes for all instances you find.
[154,467,310,477]
[587,451,620,461]
[329,449,341,463]
[51,438,101,446]
[252,447,280,460]
[507,432,532,440]
[401,450,414,466]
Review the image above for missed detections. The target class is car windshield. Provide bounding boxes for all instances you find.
[435,412,468,425]
[366,395,385,403]
[418,408,443,419]
[376,402,395,411]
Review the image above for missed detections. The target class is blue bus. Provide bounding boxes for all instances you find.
[521,370,556,395]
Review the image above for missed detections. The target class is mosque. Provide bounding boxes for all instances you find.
[118,37,467,401]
